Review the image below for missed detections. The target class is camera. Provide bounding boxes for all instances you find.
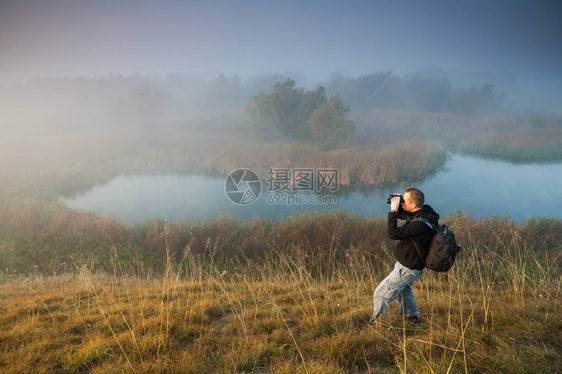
[386,194,404,204]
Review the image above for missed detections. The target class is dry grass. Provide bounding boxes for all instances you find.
[0,215,560,373]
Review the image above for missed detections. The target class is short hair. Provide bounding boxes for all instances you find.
[405,188,425,206]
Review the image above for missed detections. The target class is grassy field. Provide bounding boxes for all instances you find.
[0,210,561,373]
[0,231,560,373]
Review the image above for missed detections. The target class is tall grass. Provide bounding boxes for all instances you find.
[0,213,560,373]
[2,199,561,278]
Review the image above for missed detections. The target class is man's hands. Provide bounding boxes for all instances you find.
[390,195,402,212]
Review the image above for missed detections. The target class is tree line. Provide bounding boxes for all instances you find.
[2,71,505,137]
[324,71,505,116]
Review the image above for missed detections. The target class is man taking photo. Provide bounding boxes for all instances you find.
[369,187,439,324]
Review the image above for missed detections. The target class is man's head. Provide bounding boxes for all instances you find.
[402,188,424,212]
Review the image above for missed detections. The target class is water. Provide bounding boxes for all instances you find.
[62,155,562,223]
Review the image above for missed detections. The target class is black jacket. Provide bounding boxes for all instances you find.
[387,204,440,270]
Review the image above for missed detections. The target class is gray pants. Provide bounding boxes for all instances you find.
[370,262,423,322]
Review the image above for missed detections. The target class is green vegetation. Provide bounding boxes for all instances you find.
[247,79,353,149]
[4,110,560,205]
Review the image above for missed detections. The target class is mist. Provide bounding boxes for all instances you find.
[1,0,561,113]
[1,0,562,211]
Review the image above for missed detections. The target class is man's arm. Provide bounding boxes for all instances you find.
[388,216,431,240]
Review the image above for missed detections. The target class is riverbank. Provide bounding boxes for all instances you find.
[1,200,560,275]
[3,109,562,201]
[0,128,446,201]
[354,110,562,164]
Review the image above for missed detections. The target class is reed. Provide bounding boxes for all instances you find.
[1,126,447,201]
[2,197,561,279]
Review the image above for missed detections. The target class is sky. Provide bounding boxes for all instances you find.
[1,0,561,110]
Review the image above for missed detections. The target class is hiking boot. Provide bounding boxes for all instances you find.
[405,316,422,324]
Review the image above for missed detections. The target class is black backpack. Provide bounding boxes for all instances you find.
[413,217,462,272]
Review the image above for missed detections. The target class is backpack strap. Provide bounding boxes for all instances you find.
[414,217,438,233]
[411,217,438,267]
[413,240,426,267]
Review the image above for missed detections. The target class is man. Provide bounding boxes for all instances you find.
[369,187,439,324]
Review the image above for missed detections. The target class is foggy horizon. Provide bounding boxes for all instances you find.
[2,0,562,113]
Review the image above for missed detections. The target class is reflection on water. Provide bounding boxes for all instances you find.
[62,155,562,223]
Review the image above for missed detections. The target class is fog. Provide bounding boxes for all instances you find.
[1,0,561,114]
[1,0,562,212]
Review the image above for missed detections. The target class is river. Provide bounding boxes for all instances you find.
[61,154,562,224]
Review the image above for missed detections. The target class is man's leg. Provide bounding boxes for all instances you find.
[398,283,420,318]
[370,262,423,323]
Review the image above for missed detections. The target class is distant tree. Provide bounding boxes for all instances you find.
[478,84,505,114]
[326,71,399,111]
[128,85,170,127]
[247,92,280,141]
[206,73,243,109]
[269,79,304,138]
[308,95,352,149]
[451,84,504,115]
[404,74,452,112]
[296,86,327,139]
[324,70,509,116]
[247,79,350,145]
[244,74,287,97]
